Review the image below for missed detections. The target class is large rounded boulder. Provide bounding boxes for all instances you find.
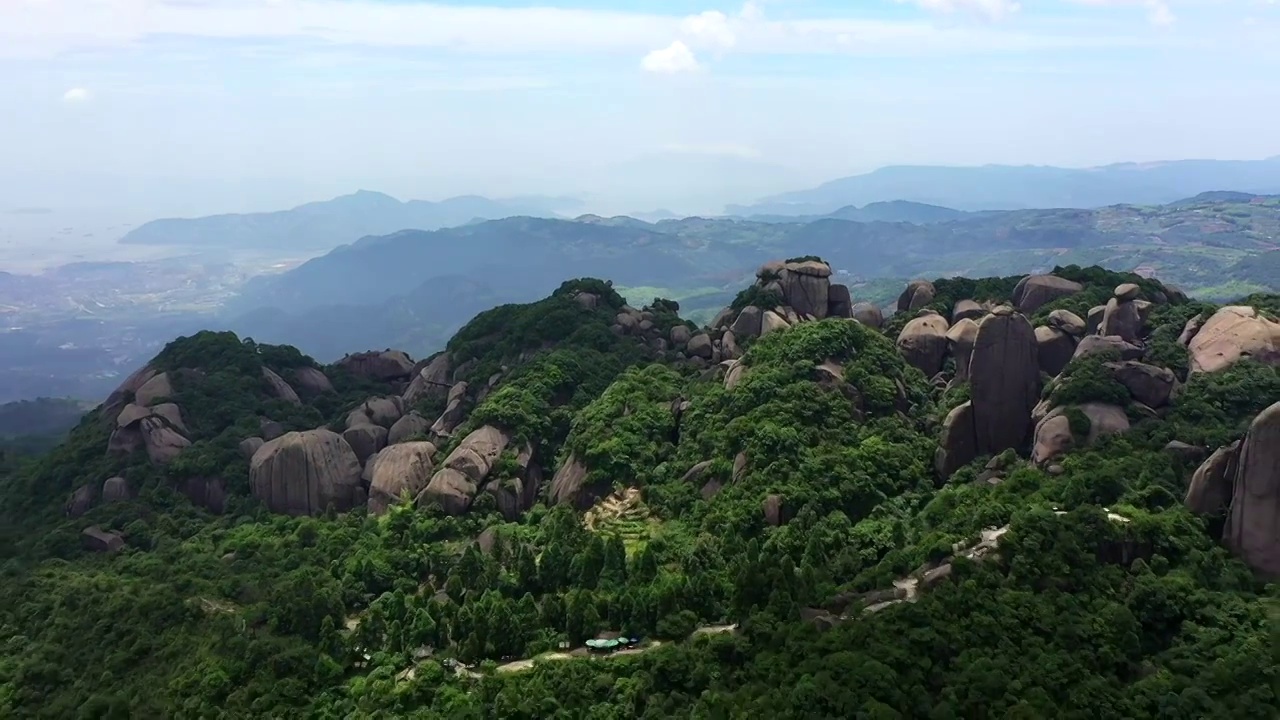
[368,441,437,515]
[969,307,1040,456]
[1011,274,1083,314]
[1187,306,1280,374]
[897,312,950,377]
[249,429,362,516]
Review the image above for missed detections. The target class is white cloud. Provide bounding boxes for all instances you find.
[0,0,1179,63]
[1147,1,1176,26]
[901,0,1022,21]
[680,10,737,51]
[61,87,89,103]
[641,41,701,74]
[1065,0,1177,26]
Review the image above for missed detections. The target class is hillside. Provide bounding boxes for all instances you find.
[224,196,1280,363]
[117,191,574,251]
[1,260,1277,718]
[730,156,1280,215]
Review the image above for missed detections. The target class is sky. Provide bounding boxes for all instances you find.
[4,0,1280,218]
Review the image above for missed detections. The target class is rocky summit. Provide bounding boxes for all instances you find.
[1,267,1277,718]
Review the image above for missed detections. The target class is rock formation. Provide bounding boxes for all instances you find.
[969,307,1040,456]
[1187,306,1280,374]
[1223,401,1280,579]
[418,425,511,515]
[1012,274,1083,314]
[134,372,174,407]
[1034,325,1075,376]
[291,366,334,396]
[851,302,884,329]
[261,367,301,404]
[1104,361,1176,408]
[1185,442,1240,517]
[897,280,936,313]
[403,353,452,405]
[336,349,415,381]
[389,411,432,445]
[945,318,979,383]
[1099,284,1143,343]
[368,441,437,515]
[343,423,387,463]
[952,299,986,324]
[82,526,125,553]
[249,429,362,515]
[1047,309,1086,337]
[101,476,130,503]
[778,260,832,319]
[430,382,470,438]
[935,402,977,477]
[1073,335,1143,362]
[897,312,950,377]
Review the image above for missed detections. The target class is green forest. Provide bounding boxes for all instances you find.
[0,267,1276,719]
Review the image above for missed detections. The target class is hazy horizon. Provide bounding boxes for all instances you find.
[5,0,1280,221]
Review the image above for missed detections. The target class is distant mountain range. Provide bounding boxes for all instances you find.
[117,190,579,250]
[223,193,1280,362]
[729,156,1280,215]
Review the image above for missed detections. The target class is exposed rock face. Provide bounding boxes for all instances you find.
[343,424,388,463]
[388,411,432,445]
[1177,314,1205,347]
[181,476,226,514]
[430,382,470,438]
[1035,325,1075,377]
[291,366,334,396]
[419,425,510,515]
[240,437,264,460]
[897,312,950,377]
[897,280,936,313]
[1114,283,1141,302]
[337,349,415,381]
[548,454,596,509]
[722,330,742,360]
[945,318,979,383]
[935,402,977,477]
[730,306,763,338]
[681,460,714,485]
[1012,274,1084,313]
[1223,401,1280,579]
[851,303,884,329]
[1047,309,1086,337]
[952,299,986,324]
[134,372,174,407]
[687,334,714,359]
[760,310,789,336]
[140,416,191,464]
[733,451,749,483]
[724,360,747,390]
[82,527,125,553]
[762,494,787,526]
[1100,296,1142,343]
[259,418,284,441]
[1086,306,1106,335]
[779,260,832,319]
[347,396,403,430]
[1187,306,1280,374]
[403,353,452,405]
[828,284,853,318]
[1078,403,1131,445]
[116,403,150,429]
[102,364,159,423]
[368,441,437,515]
[261,367,301,404]
[1031,413,1073,466]
[1105,361,1176,408]
[65,484,96,518]
[101,476,130,503]
[1185,442,1241,517]
[249,429,362,516]
[969,308,1040,456]
[670,325,692,347]
[1073,335,1143,362]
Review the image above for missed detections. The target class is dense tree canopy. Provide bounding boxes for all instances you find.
[0,269,1276,719]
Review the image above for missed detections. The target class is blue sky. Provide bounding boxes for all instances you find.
[4,0,1280,217]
